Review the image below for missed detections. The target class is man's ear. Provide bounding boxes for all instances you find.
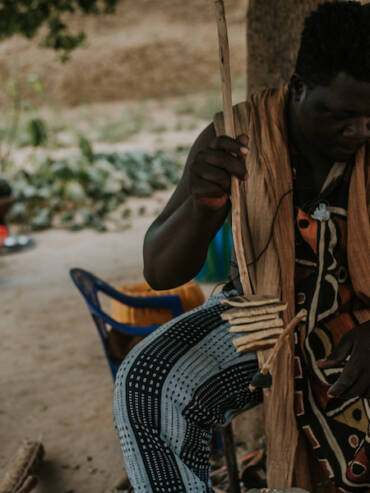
[290,73,307,103]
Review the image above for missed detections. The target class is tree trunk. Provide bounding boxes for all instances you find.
[246,0,339,95]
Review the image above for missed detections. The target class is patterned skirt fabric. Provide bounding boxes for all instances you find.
[294,205,370,491]
[292,158,370,491]
[114,293,262,493]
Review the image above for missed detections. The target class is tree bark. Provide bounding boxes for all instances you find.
[246,0,339,95]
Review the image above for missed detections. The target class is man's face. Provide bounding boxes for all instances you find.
[294,72,370,162]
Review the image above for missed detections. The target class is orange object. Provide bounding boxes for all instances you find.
[111,280,205,327]
[0,225,8,248]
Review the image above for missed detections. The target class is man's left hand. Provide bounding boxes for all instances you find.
[317,320,370,399]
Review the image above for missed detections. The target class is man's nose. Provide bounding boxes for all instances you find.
[342,117,370,139]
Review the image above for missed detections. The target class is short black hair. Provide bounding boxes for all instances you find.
[295,1,370,87]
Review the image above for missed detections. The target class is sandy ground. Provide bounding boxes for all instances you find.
[0,188,219,493]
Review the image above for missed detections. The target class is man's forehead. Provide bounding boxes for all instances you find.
[311,72,370,114]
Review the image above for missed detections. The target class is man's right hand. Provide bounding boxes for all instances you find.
[189,134,249,211]
[143,125,249,289]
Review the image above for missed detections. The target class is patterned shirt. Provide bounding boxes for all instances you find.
[292,156,370,492]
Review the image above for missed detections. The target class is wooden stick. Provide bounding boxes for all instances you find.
[260,308,306,374]
[214,0,252,296]
[233,327,284,346]
[0,439,44,493]
[226,312,278,324]
[221,424,241,493]
[248,309,307,392]
[229,317,284,332]
[221,302,287,319]
[16,476,38,493]
[236,338,277,353]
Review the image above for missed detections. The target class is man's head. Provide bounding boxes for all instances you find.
[290,1,370,162]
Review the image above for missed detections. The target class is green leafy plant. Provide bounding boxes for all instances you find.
[0,73,49,173]
[78,134,94,162]
[27,118,48,147]
[8,144,183,232]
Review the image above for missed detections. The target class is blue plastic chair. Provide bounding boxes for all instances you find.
[70,268,184,379]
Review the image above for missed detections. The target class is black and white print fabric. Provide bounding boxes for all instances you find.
[114,293,262,492]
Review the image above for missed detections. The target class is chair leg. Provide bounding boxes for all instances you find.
[222,423,241,493]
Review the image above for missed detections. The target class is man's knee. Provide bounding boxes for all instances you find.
[114,345,170,426]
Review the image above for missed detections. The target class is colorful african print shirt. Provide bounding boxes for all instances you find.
[292,159,370,492]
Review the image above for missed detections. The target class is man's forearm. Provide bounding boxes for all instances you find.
[143,197,229,289]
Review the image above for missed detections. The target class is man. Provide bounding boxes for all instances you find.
[114,2,370,491]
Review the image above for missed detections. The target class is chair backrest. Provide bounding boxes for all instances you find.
[70,268,184,379]
[70,268,118,377]
[70,267,109,336]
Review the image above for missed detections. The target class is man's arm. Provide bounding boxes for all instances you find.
[143,123,248,289]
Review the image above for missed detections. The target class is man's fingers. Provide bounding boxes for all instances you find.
[198,149,246,180]
[193,163,231,194]
[318,358,346,369]
[190,133,249,210]
[210,134,249,156]
[317,330,354,369]
[191,166,229,210]
[328,362,360,398]
[336,374,370,399]
[209,135,249,175]
[238,134,249,147]
[328,379,352,399]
